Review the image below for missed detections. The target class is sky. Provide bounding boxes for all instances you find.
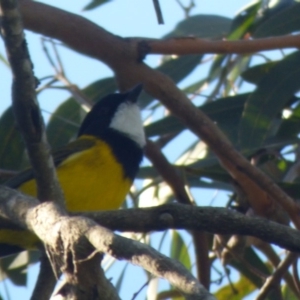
[0,0,252,299]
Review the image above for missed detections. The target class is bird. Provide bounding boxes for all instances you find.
[1,84,145,256]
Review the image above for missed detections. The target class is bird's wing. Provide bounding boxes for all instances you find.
[6,137,96,188]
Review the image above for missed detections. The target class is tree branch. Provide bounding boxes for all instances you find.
[0,186,215,300]
[140,35,300,55]
[1,191,300,259]
[83,204,300,253]
[0,0,64,204]
[256,252,298,300]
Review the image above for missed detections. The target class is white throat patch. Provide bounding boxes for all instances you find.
[109,102,146,148]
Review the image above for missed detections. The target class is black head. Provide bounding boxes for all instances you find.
[77,84,143,138]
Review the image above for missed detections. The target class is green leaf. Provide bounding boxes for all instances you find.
[159,56,201,84]
[170,230,191,270]
[214,274,256,299]
[282,284,299,300]
[83,0,112,11]
[229,247,270,288]
[254,3,300,37]
[225,56,251,92]
[278,182,300,199]
[145,93,248,144]
[238,51,300,151]
[164,15,232,39]
[46,77,116,148]
[0,252,28,286]
[139,55,202,108]
[229,1,261,39]
[46,100,81,149]
[0,52,9,67]
[0,107,25,170]
[241,61,277,85]
[157,289,183,300]
[276,115,300,140]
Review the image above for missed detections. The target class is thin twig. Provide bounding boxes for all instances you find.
[152,0,164,24]
[42,39,93,109]
[256,252,298,300]
[82,204,300,253]
[292,256,300,296]
[131,279,151,300]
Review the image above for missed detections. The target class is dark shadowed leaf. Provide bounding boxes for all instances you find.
[282,284,299,300]
[145,93,248,144]
[241,61,277,85]
[0,107,24,170]
[254,3,300,37]
[156,289,183,300]
[139,55,202,108]
[164,15,232,39]
[239,51,300,150]
[229,247,270,288]
[0,252,28,286]
[278,182,300,199]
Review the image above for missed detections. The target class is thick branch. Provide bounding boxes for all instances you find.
[2,202,300,253]
[141,35,300,55]
[0,0,63,204]
[83,205,300,253]
[0,186,214,300]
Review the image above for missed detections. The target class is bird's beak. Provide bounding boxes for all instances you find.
[126,84,143,103]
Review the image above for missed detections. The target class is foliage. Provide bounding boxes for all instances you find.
[1,0,300,299]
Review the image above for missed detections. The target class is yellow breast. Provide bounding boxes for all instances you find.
[0,138,132,252]
[20,137,132,212]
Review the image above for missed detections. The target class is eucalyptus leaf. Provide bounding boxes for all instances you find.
[254,2,300,37]
[164,15,232,39]
[0,107,24,170]
[239,51,300,150]
[170,230,191,270]
[214,274,255,299]
[241,61,277,85]
[139,55,202,108]
[145,93,249,144]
